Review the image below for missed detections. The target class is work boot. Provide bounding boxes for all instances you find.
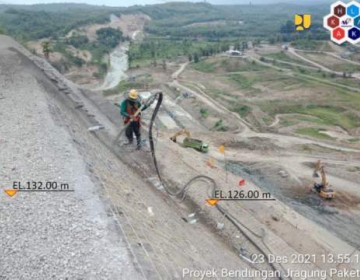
[124,139,133,145]
[136,139,142,150]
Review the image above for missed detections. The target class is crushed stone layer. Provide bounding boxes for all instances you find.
[0,40,142,280]
[0,35,254,280]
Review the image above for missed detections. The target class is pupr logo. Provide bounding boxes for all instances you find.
[324,1,360,44]
[341,17,352,27]
[295,14,312,31]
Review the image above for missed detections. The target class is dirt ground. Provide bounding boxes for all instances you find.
[68,13,150,41]
[3,34,275,280]
[97,47,360,278]
[4,33,360,279]
[26,13,150,89]
[128,45,360,253]
[172,52,360,148]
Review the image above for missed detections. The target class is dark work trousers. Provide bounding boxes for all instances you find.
[125,121,141,146]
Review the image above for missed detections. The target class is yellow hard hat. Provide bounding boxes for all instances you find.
[128,89,138,100]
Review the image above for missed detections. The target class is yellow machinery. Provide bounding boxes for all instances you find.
[170,129,209,153]
[313,160,335,199]
[170,129,191,142]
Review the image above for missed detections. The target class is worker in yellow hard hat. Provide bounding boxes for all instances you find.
[118,89,149,149]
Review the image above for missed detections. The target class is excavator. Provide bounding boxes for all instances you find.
[313,160,335,199]
[170,129,209,153]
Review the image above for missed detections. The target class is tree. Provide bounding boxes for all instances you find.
[200,108,209,118]
[150,42,156,58]
[67,35,89,48]
[254,38,261,47]
[42,41,51,59]
[280,20,294,34]
[242,41,247,50]
[127,51,133,69]
[96,27,123,48]
[193,53,199,63]
[220,43,228,52]
[269,37,276,44]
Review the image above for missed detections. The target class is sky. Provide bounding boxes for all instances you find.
[0,0,333,6]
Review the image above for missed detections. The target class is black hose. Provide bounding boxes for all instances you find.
[149,92,215,198]
[148,91,284,280]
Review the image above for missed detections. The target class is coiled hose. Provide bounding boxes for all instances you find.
[148,91,284,280]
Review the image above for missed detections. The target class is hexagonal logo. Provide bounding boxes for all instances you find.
[348,27,360,40]
[324,1,360,44]
[333,27,345,40]
[347,4,360,17]
[355,16,360,28]
[327,15,340,28]
[334,4,346,17]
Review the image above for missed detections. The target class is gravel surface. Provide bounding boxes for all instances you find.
[0,38,142,280]
[3,33,359,280]
[0,35,250,280]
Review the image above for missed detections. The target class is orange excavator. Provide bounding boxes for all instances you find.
[313,160,335,199]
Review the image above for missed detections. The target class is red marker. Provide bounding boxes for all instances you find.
[239,179,246,186]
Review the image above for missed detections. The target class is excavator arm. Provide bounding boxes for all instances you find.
[312,160,334,199]
[320,166,328,187]
[170,129,191,143]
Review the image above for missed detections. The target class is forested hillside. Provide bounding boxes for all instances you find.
[0,2,328,42]
[0,2,331,77]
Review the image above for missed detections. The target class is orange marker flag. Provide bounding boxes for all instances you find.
[219,145,225,154]
[207,157,216,168]
[206,199,220,206]
[4,189,18,197]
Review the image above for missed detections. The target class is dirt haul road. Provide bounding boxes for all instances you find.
[166,60,360,262]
